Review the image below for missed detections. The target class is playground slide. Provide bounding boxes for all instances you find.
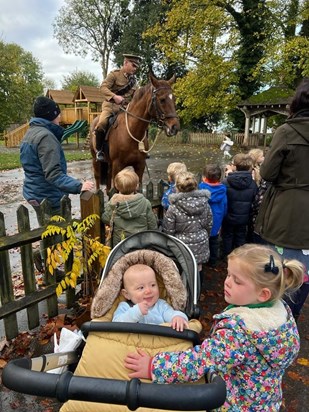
[61,120,88,142]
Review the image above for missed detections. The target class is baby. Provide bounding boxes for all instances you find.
[112,264,189,331]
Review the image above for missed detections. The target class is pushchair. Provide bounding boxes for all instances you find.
[3,231,226,411]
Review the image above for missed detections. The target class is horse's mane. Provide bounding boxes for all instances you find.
[131,82,152,103]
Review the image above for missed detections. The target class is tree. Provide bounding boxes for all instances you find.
[258,0,309,89]
[145,0,308,129]
[0,40,43,132]
[53,0,130,78]
[113,0,176,80]
[61,70,100,91]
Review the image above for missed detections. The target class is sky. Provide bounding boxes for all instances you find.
[0,0,104,89]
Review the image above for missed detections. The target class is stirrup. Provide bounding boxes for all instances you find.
[96,151,104,162]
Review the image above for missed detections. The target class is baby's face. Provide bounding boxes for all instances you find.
[122,266,160,307]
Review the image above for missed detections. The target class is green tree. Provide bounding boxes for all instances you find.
[61,70,100,92]
[113,0,175,80]
[53,0,130,78]
[0,40,43,132]
[258,0,309,89]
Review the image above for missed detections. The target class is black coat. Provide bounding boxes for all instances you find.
[223,171,257,226]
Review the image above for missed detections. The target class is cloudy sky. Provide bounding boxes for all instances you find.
[0,0,104,88]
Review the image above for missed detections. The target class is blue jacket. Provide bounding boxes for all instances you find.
[161,182,176,210]
[112,298,188,324]
[20,118,82,210]
[198,181,227,236]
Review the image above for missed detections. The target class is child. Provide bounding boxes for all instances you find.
[221,153,257,256]
[248,148,265,185]
[124,244,303,411]
[199,164,227,267]
[161,162,187,210]
[112,263,188,331]
[220,133,234,159]
[102,168,157,247]
[162,172,212,273]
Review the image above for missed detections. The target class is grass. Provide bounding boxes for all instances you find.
[0,140,92,171]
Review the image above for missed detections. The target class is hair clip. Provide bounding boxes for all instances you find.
[264,255,279,275]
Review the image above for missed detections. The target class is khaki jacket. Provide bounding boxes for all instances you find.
[255,117,309,248]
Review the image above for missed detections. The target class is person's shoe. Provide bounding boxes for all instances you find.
[96,151,104,162]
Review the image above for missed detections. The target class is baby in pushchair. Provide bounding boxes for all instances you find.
[3,231,225,412]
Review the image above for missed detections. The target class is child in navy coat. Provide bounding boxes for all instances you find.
[221,153,257,257]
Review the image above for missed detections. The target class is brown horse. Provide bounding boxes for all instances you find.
[90,72,180,191]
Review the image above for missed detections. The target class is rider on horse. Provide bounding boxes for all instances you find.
[95,54,142,162]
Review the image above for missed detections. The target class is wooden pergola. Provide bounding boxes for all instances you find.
[237,86,294,145]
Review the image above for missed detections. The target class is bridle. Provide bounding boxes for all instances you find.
[119,85,179,153]
[120,86,179,129]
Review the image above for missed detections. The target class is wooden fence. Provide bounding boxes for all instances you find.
[156,132,271,147]
[0,184,164,340]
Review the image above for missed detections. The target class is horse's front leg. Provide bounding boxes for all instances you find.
[133,159,146,185]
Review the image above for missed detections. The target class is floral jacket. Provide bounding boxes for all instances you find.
[151,300,299,411]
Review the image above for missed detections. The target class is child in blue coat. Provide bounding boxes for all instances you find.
[199,164,227,267]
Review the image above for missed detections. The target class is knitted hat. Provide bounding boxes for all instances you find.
[33,96,61,121]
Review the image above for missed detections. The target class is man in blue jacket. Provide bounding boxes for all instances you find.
[20,96,94,225]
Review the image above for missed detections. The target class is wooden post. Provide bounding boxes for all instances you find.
[0,212,19,339]
[80,190,105,296]
[17,205,40,330]
[61,196,75,308]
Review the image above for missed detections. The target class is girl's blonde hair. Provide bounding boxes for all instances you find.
[114,168,139,194]
[167,162,187,182]
[228,244,303,301]
[248,148,264,166]
[176,172,197,193]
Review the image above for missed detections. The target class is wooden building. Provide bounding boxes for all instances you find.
[237,86,294,146]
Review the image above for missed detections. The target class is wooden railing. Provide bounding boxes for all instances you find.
[0,184,164,340]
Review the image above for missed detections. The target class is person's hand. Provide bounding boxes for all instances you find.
[171,316,189,332]
[124,348,152,379]
[113,95,124,105]
[81,181,94,192]
[138,301,149,315]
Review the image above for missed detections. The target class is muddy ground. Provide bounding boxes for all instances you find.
[0,140,308,411]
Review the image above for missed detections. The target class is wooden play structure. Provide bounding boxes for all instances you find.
[4,86,104,148]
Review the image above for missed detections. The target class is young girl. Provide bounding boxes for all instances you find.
[162,171,212,273]
[248,148,265,185]
[124,244,303,411]
[102,168,157,247]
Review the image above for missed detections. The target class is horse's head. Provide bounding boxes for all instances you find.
[149,73,180,136]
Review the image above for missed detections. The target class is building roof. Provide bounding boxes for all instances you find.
[46,89,74,105]
[73,85,104,103]
[237,86,294,118]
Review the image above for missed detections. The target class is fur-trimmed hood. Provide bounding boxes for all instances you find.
[91,249,187,319]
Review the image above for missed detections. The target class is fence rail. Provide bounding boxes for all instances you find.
[0,184,163,340]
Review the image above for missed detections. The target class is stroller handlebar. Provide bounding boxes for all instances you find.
[3,357,226,410]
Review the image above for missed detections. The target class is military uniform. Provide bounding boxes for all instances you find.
[96,68,137,131]
[95,54,142,161]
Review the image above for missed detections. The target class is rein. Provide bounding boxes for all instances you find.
[120,86,179,153]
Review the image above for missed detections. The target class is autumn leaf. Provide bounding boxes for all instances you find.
[297,358,309,367]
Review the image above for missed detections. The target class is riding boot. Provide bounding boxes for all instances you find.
[95,129,105,162]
